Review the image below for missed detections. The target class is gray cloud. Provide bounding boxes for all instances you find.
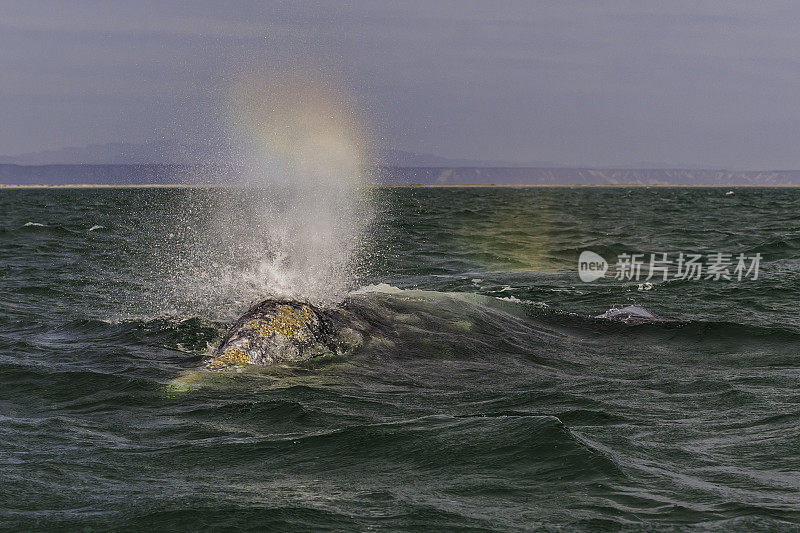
[2,0,800,168]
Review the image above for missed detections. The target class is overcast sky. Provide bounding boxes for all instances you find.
[2,1,800,169]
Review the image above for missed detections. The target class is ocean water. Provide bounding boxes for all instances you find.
[1,186,799,531]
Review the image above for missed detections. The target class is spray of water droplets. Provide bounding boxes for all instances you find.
[139,70,375,321]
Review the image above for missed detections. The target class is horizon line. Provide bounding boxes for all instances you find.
[3,183,800,189]
[2,162,800,172]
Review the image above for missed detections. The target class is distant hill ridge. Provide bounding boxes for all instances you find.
[383,167,800,185]
[2,164,800,186]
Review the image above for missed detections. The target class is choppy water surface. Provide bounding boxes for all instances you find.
[1,186,799,530]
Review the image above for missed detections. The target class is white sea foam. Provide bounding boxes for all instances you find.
[351,283,405,295]
[24,222,45,227]
[88,225,104,232]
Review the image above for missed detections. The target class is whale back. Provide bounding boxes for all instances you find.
[209,299,345,368]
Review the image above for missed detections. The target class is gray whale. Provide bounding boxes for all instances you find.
[208,299,365,369]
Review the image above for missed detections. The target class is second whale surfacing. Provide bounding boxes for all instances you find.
[207,299,367,369]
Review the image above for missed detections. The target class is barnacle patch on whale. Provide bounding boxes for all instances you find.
[244,305,314,340]
[210,347,250,368]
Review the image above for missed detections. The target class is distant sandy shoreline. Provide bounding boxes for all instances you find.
[2,183,800,189]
